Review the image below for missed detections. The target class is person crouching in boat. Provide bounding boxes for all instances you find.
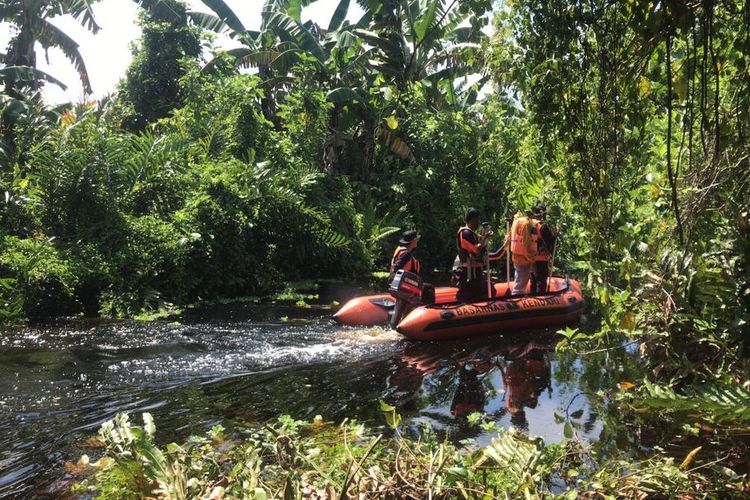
[454,208,504,303]
[510,213,536,295]
[389,230,421,281]
[530,201,557,294]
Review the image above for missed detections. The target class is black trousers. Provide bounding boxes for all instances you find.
[531,261,550,294]
[456,268,492,303]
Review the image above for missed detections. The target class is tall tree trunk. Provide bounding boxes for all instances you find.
[354,115,375,182]
[4,24,38,94]
[666,33,685,245]
[323,104,342,175]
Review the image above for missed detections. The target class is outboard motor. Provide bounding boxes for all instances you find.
[388,270,423,328]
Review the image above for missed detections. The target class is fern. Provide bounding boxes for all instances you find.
[0,278,22,319]
[639,380,750,424]
[472,428,549,496]
[355,193,404,263]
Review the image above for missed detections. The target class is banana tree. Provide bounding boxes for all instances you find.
[200,0,486,179]
[133,0,248,35]
[352,0,489,94]
[212,0,363,121]
[207,0,405,179]
[1,0,100,94]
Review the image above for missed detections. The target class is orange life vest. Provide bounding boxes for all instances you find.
[510,217,536,265]
[456,226,483,267]
[390,246,420,275]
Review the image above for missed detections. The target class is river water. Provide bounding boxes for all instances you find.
[0,283,644,497]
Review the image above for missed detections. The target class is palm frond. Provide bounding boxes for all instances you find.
[262,10,326,62]
[198,0,246,34]
[63,0,100,33]
[640,380,750,424]
[187,11,226,32]
[0,65,67,90]
[33,17,91,93]
[473,428,547,495]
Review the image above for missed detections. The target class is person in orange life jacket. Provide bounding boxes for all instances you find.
[529,201,557,294]
[389,229,421,280]
[509,213,536,295]
[454,208,504,303]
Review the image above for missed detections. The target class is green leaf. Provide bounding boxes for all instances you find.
[563,421,573,439]
[414,0,439,42]
[199,0,246,34]
[477,429,545,483]
[0,65,67,90]
[187,11,226,32]
[379,400,401,429]
[385,114,399,130]
[379,400,395,412]
[326,87,365,104]
[467,412,483,426]
[327,0,350,31]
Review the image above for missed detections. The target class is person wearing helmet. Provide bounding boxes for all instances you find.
[454,208,503,302]
[389,229,421,281]
[529,201,557,294]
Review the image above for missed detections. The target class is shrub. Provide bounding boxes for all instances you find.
[102,215,193,316]
[0,236,79,319]
[71,412,732,499]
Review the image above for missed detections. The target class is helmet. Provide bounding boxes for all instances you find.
[465,208,480,223]
[531,200,547,218]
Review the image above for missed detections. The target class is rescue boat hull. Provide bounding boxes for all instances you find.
[334,277,584,341]
[333,281,521,327]
[396,279,584,341]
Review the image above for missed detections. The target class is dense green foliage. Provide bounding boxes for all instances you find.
[116,0,203,130]
[1,0,506,318]
[2,0,750,495]
[487,0,750,380]
[1,68,362,316]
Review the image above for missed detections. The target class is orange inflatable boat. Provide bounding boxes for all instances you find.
[334,276,584,341]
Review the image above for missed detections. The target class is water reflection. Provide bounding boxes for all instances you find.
[386,336,565,440]
[503,345,551,431]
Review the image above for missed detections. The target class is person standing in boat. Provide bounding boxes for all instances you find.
[454,208,503,302]
[510,213,536,294]
[389,229,421,281]
[529,201,557,294]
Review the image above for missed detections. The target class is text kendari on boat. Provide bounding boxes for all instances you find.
[334,270,584,341]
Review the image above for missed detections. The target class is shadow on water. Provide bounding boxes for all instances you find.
[0,282,644,497]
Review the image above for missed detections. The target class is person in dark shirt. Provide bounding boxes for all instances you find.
[454,208,503,302]
[389,229,421,280]
[530,201,557,294]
